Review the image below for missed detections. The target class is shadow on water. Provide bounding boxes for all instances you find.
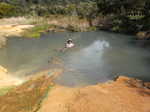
[0,31,150,86]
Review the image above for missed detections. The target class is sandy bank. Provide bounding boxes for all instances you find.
[0,17,34,48]
[0,24,34,48]
[0,24,34,37]
[0,17,34,38]
[0,66,23,88]
[39,76,150,112]
[0,24,34,47]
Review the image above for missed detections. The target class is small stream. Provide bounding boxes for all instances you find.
[0,31,150,86]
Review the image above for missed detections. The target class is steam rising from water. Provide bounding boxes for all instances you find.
[0,31,150,87]
[83,40,109,53]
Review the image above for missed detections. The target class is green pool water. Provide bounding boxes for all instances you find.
[0,31,150,86]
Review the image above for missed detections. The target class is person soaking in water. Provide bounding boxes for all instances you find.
[60,39,75,52]
[65,39,75,48]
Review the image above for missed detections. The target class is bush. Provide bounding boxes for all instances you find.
[23,24,55,38]
[0,2,19,18]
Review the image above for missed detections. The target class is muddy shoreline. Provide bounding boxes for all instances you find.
[0,64,149,112]
[0,70,149,112]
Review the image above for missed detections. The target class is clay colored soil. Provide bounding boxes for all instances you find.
[0,69,63,112]
[0,68,149,112]
[0,17,34,48]
[0,24,34,37]
[0,66,23,87]
[39,76,150,112]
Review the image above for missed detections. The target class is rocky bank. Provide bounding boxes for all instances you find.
[0,71,149,112]
[39,76,150,112]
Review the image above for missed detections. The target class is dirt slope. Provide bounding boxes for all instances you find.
[0,66,23,88]
[39,76,150,112]
[0,69,63,112]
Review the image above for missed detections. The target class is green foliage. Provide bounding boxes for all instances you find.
[66,25,81,32]
[0,86,14,96]
[0,0,149,33]
[23,24,56,38]
[87,26,97,31]
[111,26,120,32]
[76,2,98,18]
[0,3,19,18]
[95,0,150,33]
[64,4,77,15]
[127,15,145,20]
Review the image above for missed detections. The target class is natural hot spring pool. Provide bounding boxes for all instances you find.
[0,31,150,86]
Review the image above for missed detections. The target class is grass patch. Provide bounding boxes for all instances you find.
[21,15,89,38]
[87,26,97,31]
[23,24,55,38]
[127,15,145,20]
[0,86,14,96]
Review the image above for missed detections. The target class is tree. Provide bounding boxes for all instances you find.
[76,1,98,26]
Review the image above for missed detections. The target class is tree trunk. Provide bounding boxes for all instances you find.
[87,17,93,27]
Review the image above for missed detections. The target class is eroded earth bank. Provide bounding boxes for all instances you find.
[0,66,149,112]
